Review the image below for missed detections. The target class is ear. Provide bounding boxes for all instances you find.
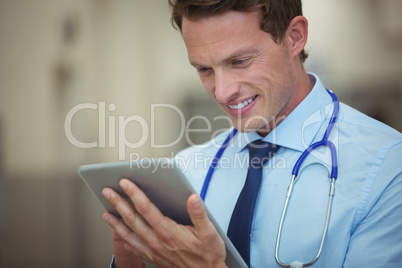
[287,16,308,59]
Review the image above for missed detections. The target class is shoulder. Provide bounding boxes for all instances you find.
[337,102,402,158]
[338,102,402,140]
[337,102,402,192]
[335,102,402,187]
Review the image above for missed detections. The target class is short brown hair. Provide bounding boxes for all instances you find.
[168,0,308,62]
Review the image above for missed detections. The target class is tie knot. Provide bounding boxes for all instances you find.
[247,140,279,168]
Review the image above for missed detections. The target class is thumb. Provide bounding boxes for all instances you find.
[187,194,214,234]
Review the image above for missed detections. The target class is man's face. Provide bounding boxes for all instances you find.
[182,11,302,135]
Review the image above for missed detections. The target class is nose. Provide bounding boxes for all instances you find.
[214,70,240,104]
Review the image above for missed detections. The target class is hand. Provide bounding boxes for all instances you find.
[102,179,227,268]
[110,228,146,268]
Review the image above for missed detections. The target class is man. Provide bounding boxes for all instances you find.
[102,1,402,267]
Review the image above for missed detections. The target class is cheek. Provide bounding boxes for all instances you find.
[245,66,275,93]
[251,59,292,95]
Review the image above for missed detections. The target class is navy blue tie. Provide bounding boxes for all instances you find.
[227,140,279,266]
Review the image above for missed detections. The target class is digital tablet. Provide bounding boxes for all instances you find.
[78,158,248,268]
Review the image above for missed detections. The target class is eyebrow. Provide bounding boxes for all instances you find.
[190,47,262,68]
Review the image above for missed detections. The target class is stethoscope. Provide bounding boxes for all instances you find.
[200,89,339,268]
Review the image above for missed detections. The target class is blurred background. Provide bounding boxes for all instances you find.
[0,0,401,267]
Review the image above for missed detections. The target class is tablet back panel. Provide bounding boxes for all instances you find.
[79,159,248,268]
[79,159,192,225]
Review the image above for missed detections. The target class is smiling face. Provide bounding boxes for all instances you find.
[182,11,311,136]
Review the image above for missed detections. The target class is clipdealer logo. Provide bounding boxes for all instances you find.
[64,102,232,160]
[64,100,339,165]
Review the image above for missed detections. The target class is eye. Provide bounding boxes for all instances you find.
[197,67,212,75]
[232,58,248,66]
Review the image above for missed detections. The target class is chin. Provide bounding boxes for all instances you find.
[233,118,270,134]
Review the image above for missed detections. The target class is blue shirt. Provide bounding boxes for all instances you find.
[174,73,402,267]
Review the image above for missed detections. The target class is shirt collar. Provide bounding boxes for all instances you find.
[234,73,334,153]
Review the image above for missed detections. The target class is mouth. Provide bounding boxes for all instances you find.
[228,95,257,110]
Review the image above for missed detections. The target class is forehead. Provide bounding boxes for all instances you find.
[182,10,261,45]
[182,11,266,64]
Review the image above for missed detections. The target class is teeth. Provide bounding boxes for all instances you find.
[229,96,256,110]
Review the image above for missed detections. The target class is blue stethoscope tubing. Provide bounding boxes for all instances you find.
[275,89,339,267]
[200,127,238,201]
[200,89,340,267]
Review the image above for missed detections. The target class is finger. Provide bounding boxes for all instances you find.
[119,179,167,230]
[104,213,156,264]
[187,194,226,262]
[103,212,147,252]
[186,194,216,235]
[102,187,154,238]
[102,187,136,217]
